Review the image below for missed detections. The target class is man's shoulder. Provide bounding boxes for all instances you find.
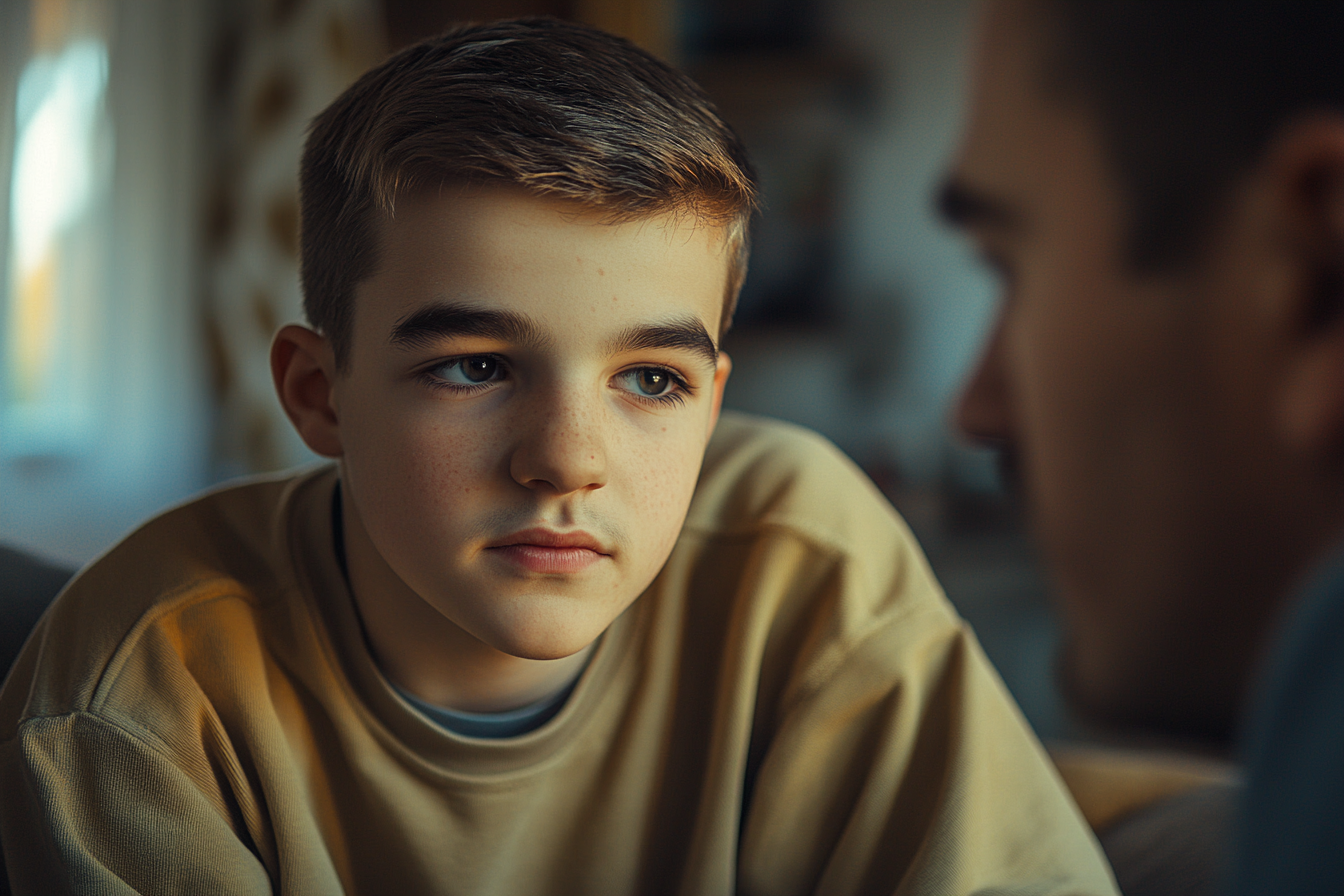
[1232,547,1344,893]
[688,411,908,555]
[0,466,337,725]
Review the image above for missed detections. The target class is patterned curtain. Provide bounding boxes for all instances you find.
[201,0,384,476]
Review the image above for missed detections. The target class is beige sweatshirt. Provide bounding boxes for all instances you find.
[0,413,1116,895]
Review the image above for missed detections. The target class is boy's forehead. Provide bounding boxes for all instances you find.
[375,181,730,251]
[351,183,732,353]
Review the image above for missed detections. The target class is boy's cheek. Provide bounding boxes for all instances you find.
[612,421,705,503]
[347,398,492,467]
[632,456,700,522]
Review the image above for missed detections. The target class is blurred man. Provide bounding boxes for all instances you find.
[942,2,1344,893]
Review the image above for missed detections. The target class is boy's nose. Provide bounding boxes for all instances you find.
[509,393,609,496]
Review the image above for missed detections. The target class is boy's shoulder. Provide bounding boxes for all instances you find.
[58,464,333,615]
[0,466,337,725]
[689,411,914,560]
[681,412,946,638]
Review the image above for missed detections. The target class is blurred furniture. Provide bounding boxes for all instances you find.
[0,544,72,680]
[1053,744,1241,896]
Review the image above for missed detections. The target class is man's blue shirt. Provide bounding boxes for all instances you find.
[1228,543,1344,895]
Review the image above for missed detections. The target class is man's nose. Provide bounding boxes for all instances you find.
[954,313,1014,447]
[508,389,609,496]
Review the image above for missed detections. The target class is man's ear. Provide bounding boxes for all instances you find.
[1272,115,1344,462]
[1279,320,1344,461]
[271,324,344,458]
[706,350,732,439]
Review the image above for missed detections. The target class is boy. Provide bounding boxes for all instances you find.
[0,18,1114,895]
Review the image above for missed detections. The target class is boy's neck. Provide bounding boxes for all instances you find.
[336,481,596,714]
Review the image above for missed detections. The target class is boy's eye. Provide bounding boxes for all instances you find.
[635,368,671,395]
[616,367,673,396]
[431,356,503,385]
[612,366,689,405]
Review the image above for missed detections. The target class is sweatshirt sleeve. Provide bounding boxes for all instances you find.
[1,711,274,896]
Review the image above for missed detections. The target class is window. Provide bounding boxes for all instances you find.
[0,0,210,563]
[4,2,112,456]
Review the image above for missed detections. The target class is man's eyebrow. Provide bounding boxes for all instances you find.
[388,302,549,351]
[935,175,1020,231]
[605,318,719,369]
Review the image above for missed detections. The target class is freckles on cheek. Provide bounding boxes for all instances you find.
[625,441,701,542]
[394,420,493,502]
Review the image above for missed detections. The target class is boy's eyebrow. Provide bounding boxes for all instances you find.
[389,304,717,367]
[388,302,550,351]
[605,318,719,369]
[935,174,1020,232]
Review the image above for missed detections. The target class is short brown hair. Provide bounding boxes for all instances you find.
[300,17,758,367]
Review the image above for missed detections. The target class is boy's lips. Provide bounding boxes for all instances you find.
[486,528,610,574]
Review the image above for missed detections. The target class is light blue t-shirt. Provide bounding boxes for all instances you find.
[395,675,582,739]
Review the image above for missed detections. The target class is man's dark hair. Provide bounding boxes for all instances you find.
[301,17,757,368]
[1036,1,1344,271]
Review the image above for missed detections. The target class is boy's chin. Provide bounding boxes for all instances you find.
[498,641,595,662]
[465,603,622,662]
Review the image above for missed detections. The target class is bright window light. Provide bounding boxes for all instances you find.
[4,34,110,453]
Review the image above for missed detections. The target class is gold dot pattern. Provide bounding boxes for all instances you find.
[202,0,384,475]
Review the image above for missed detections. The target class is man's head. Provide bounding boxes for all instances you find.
[300,16,757,368]
[271,20,756,683]
[944,0,1344,743]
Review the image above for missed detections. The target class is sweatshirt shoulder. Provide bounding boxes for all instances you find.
[0,467,336,723]
[66,466,331,614]
[687,411,907,553]
[678,414,959,697]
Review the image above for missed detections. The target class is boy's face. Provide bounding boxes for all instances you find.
[331,184,732,661]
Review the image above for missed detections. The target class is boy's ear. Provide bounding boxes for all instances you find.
[706,350,732,438]
[1274,116,1344,463]
[271,324,344,458]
